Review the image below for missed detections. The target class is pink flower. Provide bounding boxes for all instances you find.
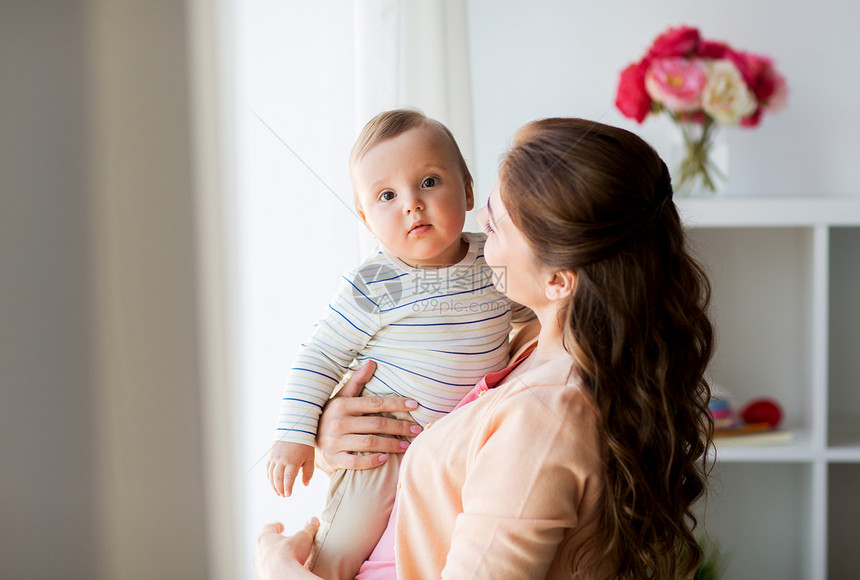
[730,53,768,99]
[644,58,707,112]
[740,108,762,128]
[648,26,700,58]
[697,40,731,59]
[766,74,788,112]
[741,72,787,127]
[615,59,653,123]
[614,25,786,129]
[732,52,789,109]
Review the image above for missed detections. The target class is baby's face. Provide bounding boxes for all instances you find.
[353,125,474,268]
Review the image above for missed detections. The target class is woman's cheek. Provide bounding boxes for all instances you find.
[483,237,505,289]
[483,235,497,268]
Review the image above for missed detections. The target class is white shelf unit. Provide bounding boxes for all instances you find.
[678,197,860,580]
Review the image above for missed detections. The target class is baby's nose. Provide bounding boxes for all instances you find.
[404,190,425,212]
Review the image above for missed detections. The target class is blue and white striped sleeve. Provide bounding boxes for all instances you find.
[274,271,381,446]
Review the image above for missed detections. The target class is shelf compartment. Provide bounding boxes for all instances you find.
[700,462,813,579]
[828,227,860,447]
[827,417,860,457]
[713,429,813,463]
[678,196,860,227]
[828,463,860,579]
[687,227,815,440]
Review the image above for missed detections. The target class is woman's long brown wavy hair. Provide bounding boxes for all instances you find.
[500,118,714,579]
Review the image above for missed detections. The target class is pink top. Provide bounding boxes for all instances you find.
[395,353,606,578]
[357,335,608,578]
[355,346,537,580]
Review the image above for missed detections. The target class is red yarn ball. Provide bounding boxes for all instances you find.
[740,398,782,427]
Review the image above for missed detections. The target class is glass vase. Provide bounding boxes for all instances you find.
[672,118,728,197]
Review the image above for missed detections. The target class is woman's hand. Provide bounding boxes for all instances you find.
[254,519,321,580]
[316,360,423,472]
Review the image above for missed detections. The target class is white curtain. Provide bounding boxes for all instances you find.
[354,0,474,162]
[234,1,474,577]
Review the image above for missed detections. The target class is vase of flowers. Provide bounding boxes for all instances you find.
[615,26,787,196]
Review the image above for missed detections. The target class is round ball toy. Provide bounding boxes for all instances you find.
[740,398,783,428]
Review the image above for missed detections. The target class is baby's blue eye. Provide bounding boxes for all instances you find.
[422,177,438,188]
[380,191,396,201]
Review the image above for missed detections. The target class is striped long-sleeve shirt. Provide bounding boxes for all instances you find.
[275,232,534,446]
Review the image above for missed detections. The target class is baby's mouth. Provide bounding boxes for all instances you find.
[409,221,431,235]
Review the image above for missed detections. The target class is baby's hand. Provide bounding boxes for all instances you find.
[267,441,315,497]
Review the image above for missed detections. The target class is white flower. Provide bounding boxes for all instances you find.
[701,59,757,125]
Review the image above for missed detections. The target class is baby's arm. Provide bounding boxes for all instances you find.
[273,266,382,493]
[267,441,316,497]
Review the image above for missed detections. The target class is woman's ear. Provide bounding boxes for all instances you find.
[545,270,576,301]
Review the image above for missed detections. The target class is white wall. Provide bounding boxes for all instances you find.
[467,0,860,202]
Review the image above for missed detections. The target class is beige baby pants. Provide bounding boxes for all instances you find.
[305,407,413,580]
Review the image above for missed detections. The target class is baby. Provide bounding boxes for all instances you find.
[267,109,532,579]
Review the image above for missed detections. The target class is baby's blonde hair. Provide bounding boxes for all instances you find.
[349,108,473,208]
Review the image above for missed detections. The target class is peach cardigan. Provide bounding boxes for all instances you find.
[394,349,608,579]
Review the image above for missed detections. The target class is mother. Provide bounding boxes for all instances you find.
[256,118,714,579]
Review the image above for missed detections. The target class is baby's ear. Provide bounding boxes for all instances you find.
[357,208,377,237]
[464,181,475,211]
[357,204,370,227]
